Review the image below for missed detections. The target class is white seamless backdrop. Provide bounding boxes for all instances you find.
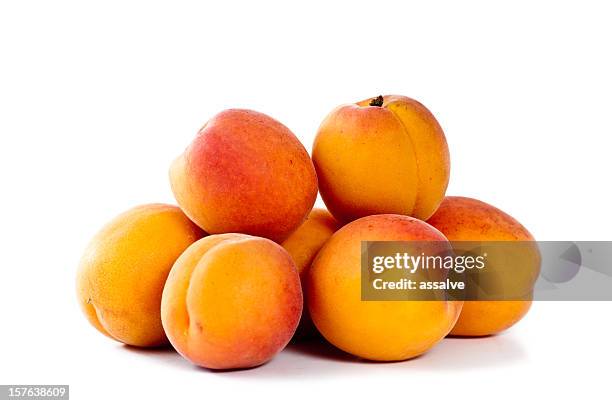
[0,1,610,405]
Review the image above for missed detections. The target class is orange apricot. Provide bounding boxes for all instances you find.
[306,214,462,361]
[161,234,302,369]
[281,208,341,338]
[427,196,540,336]
[312,95,449,223]
[76,204,204,347]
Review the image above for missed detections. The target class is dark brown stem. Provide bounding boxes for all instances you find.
[369,95,384,107]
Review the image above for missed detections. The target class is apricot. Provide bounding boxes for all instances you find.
[161,234,302,370]
[76,204,204,347]
[427,196,540,336]
[312,95,450,223]
[170,109,318,242]
[306,214,462,361]
[281,208,341,338]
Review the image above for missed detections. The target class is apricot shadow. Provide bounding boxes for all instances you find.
[121,344,192,371]
[286,339,428,365]
[284,339,358,363]
[407,332,528,371]
[119,331,527,376]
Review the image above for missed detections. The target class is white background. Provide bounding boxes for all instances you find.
[1,0,610,405]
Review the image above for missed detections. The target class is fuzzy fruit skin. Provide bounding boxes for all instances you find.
[170,109,318,242]
[306,214,462,361]
[427,196,539,336]
[312,95,449,223]
[281,208,340,338]
[161,234,303,370]
[76,204,205,347]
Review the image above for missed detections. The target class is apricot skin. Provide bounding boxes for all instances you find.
[312,95,449,223]
[281,208,340,338]
[161,234,302,370]
[76,204,204,347]
[170,109,318,242]
[427,196,538,336]
[306,214,462,361]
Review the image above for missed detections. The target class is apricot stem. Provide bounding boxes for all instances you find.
[369,95,384,107]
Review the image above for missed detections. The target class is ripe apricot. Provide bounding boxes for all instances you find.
[312,95,449,223]
[76,204,204,347]
[161,234,302,370]
[170,109,318,242]
[306,214,462,361]
[281,208,340,338]
[427,196,540,336]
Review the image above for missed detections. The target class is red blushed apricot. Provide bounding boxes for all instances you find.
[161,234,302,370]
[170,109,318,242]
[427,196,540,336]
[312,95,449,223]
[281,208,341,338]
[306,215,462,361]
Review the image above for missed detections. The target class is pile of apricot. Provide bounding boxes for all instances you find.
[77,95,538,369]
